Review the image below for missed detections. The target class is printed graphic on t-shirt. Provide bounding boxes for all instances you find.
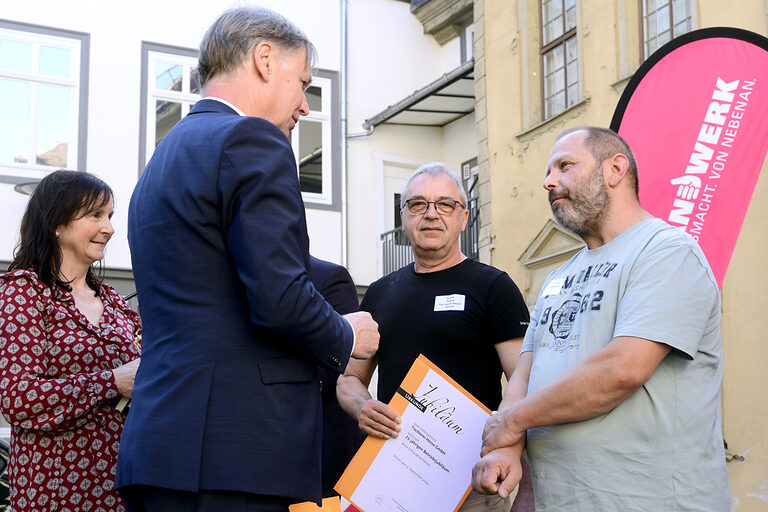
[535,260,619,353]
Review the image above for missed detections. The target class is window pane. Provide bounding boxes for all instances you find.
[35,84,70,166]
[565,0,576,31]
[190,67,201,94]
[156,62,182,91]
[298,119,323,194]
[0,38,33,73]
[542,0,564,44]
[673,20,689,36]
[306,85,322,111]
[39,45,71,78]
[546,93,566,119]
[567,84,578,107]
[566,37,578,88]
[156,100,181,147]
[656,6,671,33]
[542,0,563,25]
[672,0,688,23]
[566,61,578,87]
[543,39,574,119]
[0,78,31,164]
[553,91,566,113]
[544,44,564,75]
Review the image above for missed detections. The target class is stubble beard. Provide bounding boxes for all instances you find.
[551,165,609,238]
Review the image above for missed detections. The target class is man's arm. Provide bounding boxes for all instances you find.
[219,119,378,369]
[494,337,524,380]
[483,335,671,454]
[472,351,532,497]
[336,357,402,439]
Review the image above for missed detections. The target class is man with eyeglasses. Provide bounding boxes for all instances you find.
[337,163,533,511]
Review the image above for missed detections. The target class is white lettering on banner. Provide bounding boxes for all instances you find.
[666,77,756,238]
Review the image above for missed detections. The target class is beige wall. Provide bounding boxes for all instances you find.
[480,0,768,509]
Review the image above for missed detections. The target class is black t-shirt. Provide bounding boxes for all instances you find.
[360,259,530,410]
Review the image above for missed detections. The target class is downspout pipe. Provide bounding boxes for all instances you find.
[340,0,349,267]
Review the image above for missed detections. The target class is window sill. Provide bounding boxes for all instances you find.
[610,74,634,93]
[515,96,591,142]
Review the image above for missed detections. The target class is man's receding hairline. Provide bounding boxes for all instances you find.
[404,173,464,201]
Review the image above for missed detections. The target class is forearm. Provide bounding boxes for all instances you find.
[1,369,119,431]
[336,373,372,420]
[497,352,532,411]
[504,338,662,433]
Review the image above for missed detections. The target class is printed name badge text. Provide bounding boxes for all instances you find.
[434,294,466,312]
[542,278,566,296]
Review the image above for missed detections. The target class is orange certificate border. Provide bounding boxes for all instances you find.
[288,496,342,512]
[334,354,491,512]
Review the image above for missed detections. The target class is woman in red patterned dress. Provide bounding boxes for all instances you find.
[0,170,141,512]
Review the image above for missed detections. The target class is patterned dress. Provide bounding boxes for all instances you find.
[0,270,141,512]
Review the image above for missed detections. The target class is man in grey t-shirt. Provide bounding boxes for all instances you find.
[472,126,730,511]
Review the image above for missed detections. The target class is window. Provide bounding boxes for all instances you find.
[540,0,578,119]
[139,42,200,171]
[291,70,340,208]
[139,48,341,210]
[641,0,691,58]
[0,21,88,183]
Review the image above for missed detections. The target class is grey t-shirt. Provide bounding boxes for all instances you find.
[522,218,729,511]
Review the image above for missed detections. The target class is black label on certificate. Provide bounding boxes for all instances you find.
[397,387,426,413]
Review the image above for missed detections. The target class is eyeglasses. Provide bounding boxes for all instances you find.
[403,198,465,215]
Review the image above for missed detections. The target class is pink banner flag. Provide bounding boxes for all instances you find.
[611,28,768,287]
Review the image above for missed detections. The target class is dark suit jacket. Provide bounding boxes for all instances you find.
[117,99,353,503]
[307,257,365,496]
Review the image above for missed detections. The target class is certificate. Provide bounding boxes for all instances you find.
[335,355,491,512]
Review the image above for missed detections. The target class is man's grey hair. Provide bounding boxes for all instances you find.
[400,162,468,209]
[198,5,317,88]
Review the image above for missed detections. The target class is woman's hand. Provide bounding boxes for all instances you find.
[113,358,141,398]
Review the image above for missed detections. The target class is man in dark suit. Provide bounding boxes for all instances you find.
[117,7,379,512]
[308,256,365,498]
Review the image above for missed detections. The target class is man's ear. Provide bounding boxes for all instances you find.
[606,153,630,188]
[253,41,273,81]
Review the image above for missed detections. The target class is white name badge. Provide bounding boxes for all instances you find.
[542,278,566,296]
[434,294,466,312]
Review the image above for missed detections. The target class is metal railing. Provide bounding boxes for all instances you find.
[380,178,479,276]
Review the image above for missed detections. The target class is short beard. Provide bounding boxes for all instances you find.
[551,166,609,237]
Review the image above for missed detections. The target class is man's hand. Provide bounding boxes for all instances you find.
[344,311,380,359]
[472,446,522,499]
[113,358,141,398]
[481,408,525,456]
[357,399,401,438]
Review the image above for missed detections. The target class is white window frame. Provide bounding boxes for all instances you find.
[0,25,84,183]
[540,0,579,120]
[641,0,692,58]
[292,75,333,205]
[143,50,200,165]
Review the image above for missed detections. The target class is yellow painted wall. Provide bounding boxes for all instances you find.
[480,0,768,509]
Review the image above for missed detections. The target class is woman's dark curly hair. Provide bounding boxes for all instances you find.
[9,170,114,294]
